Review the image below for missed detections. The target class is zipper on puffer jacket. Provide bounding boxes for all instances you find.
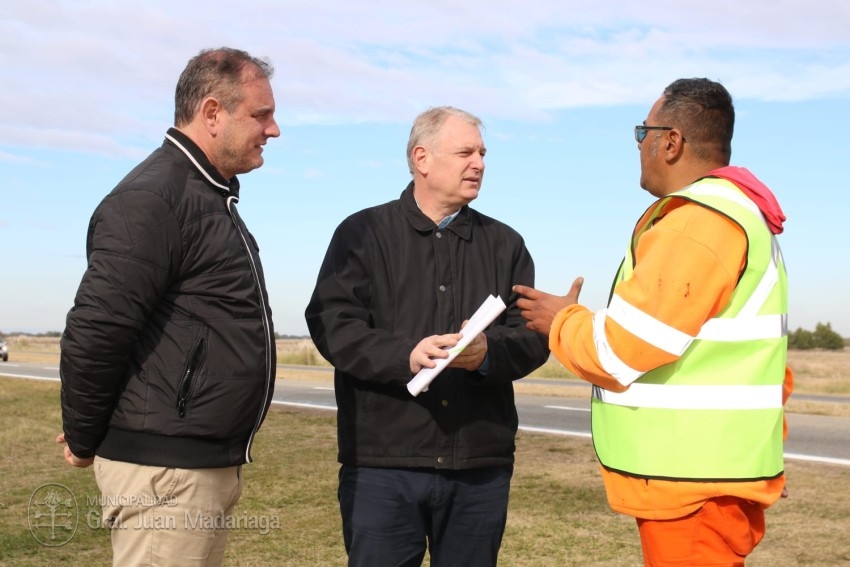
[226,195,274,464]
[177,337,207,418]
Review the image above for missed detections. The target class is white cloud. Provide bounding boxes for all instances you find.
[0,149,36,164]
[1,0,848,156]
[0,126,150,159]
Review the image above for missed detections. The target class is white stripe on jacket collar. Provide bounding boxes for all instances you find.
[165,132,231,192]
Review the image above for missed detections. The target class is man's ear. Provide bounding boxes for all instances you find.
[199,96,222,134]
[412,145,430,176]
[664,128,686,162]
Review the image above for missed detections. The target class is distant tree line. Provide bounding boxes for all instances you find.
[788,322,845,350]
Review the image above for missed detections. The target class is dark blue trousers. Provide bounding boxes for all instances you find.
[339,465,514,567]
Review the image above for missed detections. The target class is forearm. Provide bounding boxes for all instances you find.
[550,304,628,391]
[307,311,417,384]
[60,308,139,457]
[472,323,548,385]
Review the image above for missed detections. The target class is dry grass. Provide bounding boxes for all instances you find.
[1,336,334,367]
[1,378,849,566]
[1,336,62,365]
[3,335,847,563]
[785,348,850,395]
[275,338,332,367]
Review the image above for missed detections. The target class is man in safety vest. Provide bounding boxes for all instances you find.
[514,77,792,566]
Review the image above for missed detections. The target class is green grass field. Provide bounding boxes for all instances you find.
[2,377,850,566]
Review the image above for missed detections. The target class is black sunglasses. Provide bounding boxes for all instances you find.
[634,125,673,143]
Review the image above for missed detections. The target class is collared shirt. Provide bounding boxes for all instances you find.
[437,211,459,229]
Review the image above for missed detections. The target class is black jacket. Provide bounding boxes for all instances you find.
[60,129,276,468]
[305,184,549,469]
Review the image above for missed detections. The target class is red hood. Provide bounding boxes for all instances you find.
[708,166,786,234]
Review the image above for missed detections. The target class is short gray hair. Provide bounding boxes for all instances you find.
[406,106,483,174]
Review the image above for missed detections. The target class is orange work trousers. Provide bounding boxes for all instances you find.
[636,496,766,567]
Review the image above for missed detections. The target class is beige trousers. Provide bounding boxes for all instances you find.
[93,456,243,567]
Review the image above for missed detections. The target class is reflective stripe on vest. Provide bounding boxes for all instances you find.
[591,178,788,481]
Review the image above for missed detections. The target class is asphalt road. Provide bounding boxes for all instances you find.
[3,361,848,467]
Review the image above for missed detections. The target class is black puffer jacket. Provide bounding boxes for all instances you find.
[60,128,276,468]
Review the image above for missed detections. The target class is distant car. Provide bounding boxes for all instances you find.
[0,338,7,362]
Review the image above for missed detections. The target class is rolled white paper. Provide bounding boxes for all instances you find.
[406,294,507,396]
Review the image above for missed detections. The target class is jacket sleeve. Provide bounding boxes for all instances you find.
[550,202,747,391]
[305,215,415,385]
[60,188,181,458]
[473,237,549,385]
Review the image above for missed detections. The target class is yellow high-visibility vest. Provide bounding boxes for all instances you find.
[592,177,788,481]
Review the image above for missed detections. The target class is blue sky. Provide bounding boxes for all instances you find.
[2,1,849,337]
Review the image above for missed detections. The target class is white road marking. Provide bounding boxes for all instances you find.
[272,400,336,411]
[544,405,590,413]
[0,372,57,382]
[519,425,592,438]
[784,452,850,467]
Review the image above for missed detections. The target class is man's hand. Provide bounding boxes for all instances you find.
[56,433,94,468]
[448,320,487,371]
[514,277,584,335]
[410,333,463,374]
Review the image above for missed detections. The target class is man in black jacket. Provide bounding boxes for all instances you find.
[57,47,279,566]
[306,106,549,567]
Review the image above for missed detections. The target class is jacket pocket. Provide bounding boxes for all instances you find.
[176,337,208,418]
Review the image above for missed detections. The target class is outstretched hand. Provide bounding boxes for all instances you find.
[513,277,584,335]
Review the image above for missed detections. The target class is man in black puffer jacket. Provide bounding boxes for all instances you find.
[57,47,279,566]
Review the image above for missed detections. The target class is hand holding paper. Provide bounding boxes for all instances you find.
[449,322,487,371]
[408,333,463,375]
[407,295,506,396]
